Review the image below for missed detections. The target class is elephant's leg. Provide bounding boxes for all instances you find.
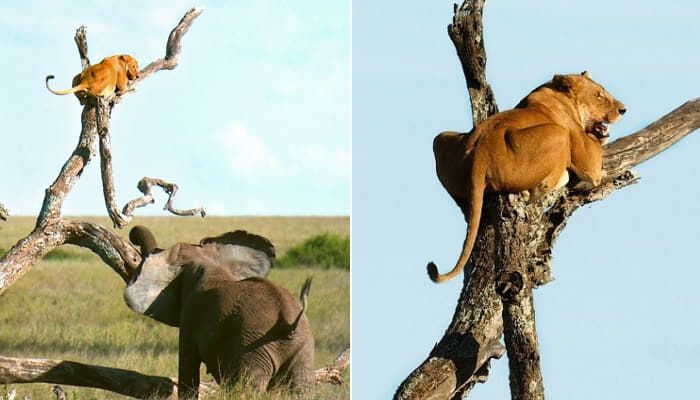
[234,351,274,392]
[178,333,201,399]
[271,364,314,394]
[273,347,314,394]
[287,362,314,394]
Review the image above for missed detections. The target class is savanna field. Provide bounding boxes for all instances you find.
[0,216,349,399]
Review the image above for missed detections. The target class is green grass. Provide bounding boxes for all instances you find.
[277,233,350,270]
[0,216,349,399]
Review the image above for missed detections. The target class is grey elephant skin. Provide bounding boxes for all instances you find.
[123,226,314,398]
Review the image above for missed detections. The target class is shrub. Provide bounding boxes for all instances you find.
[277,233,349,270]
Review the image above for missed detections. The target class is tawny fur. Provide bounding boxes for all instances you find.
[428,71,626,284]
[46,54,140,104]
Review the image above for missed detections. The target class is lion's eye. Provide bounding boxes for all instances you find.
[597,92,604,99]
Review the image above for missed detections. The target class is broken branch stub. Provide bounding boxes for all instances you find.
[447,0,498,125]
[74,25,89,69]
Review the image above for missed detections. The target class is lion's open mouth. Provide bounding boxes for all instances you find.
[589,121,609,139]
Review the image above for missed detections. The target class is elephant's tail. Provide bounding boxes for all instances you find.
[289,277,312,334]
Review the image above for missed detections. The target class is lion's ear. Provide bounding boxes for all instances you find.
[581,71,591,78]
[552,74,572,92]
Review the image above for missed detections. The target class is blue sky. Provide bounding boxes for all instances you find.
[353,0,700,399]
[0,0,349,216]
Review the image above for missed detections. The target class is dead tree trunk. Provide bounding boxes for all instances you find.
[394,1,700,399]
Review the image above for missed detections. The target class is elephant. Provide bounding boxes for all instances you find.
[123,226,314,398]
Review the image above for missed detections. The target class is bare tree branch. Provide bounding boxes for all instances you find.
[35,105,99,227]
[604,99,700,178]
[122,177,206,219]
[63,220,141,282]
[138,7,204,81]
[0,218,140,295]
[94,99,133,228]
[0,221,67,294]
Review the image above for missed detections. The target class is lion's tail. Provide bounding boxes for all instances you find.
[45,75,83,95]
[427,180,484,284]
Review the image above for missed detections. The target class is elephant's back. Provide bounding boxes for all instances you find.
[213,278,299,331]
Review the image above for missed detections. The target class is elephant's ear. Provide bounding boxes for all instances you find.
[198,230,275,280]
[124,245,183,327]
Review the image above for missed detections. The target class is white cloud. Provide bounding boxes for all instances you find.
[217,121,282,180]
[213,121,349,189]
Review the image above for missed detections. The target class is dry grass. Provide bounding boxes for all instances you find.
[0,216,349,399]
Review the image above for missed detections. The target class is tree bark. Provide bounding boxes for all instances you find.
[447,0,498,126]
[394,1,700,399]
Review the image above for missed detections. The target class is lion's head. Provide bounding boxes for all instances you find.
[119,55,140,81]
[552,71,626,143]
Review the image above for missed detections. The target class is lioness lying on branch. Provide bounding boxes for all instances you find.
[429,71,626,283]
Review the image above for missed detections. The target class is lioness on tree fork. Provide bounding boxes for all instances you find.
[45,54,140,104]
[428,71,626,283]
